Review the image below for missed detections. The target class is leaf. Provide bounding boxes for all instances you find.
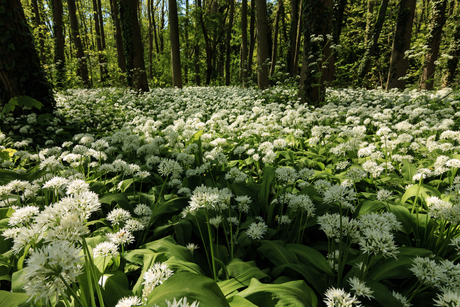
[166,256,205,275]
[271,263,327,294]
[388,205,413,234]
[362,279,404,307]
[258,240,298,266]
[400,184,441,205]
[218,259,270,296]
[146,272,230,307]
[401,159,417,182]
[285,243,333,275]
[232,278,317,307]
[99,193,131,209]
[0,290,29,307]
[141,236,194,262]
[227,296,258,307]
[100,270,133,307]
[258,167,275,218]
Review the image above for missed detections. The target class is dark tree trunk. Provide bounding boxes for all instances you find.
[248,0,256,77]
[92,0,108,83]
[270,0,282,77]
[67,0,90,87]
[386,0,417,89]
[256,0,269,89]
[148,0,154,79]
[169,0,182,88]
[420,0,448,90]
[225,0,235,85]
[241,0,248,86]
[160,0,165,53]
[292,0,302,76]
[443,5,460,87]
[365,0,377,46]
[119,0,149,91]
[0,0,55,114]
[358,0,390,82]
[51,0,65,88]
[151,0,160,55]
[325,0,347,84]
[287,0,299,75]
[109,0,126,75]
[300,0,333,105]
[31,0,46,65]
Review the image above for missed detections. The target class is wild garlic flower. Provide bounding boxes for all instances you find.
[124,219,145,232]
[162,297,200,307]
[107,208,132,226]
[134,204,153,217]
[8,205,40,227]
[142,262,174,301]
[246,221,268,240]
[376,189,393,202]
[225,167,249,183]
[275,167,298,185]
[348,277,374,300]
[107,229,135,246]
[115,296,142,307]
[358,227,399,258]
[209,216,223,228]
[22,240,83,303]
[66,179,90,195]
[278,215,292,225]
[409,256,445,287]
[158,158,183,178]
[433,289,460,307]
[42,176,69,190]
[391,291,412,307]
[235,195,252,213]
[317,213,360,242]
[346,167,367,182]
[358,212,402,233]
[93,241,119,258]
[323,287,361,307]
[323,185,357,212]
[186,243,199,255]
[314,179,333,196]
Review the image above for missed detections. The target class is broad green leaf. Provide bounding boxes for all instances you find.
[100,270,133,307]
[99,193,131,209]
[146,272,230,307]
[258,240,298,266]
[388,205,413,234]
[233,278,317,307]
[362,279,404,307]
[401,159,417,182]
[227,295,258,307]
[142,236,193,262]
[401,184,441,205]
[166,256,204,275]
[218,259,270,296]
[285,243,333,275]
[0,290,30,307]
[271,263,327,294]
[258,167,275,218]
[11,269,27,293]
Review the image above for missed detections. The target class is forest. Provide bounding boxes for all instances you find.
[1,1,460,307]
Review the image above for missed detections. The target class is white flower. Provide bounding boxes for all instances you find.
[134,204,153,216]
[323,185,357,212]
[158,158,183,178]
[376,189,393,202]
[348,277,374,299]
[107,229,135,246]
[107,208,132,226]
[433,289,460,307]
[246,221,268,240]
[275,167,298,184]
[93,241,119,258]
[186,243,199,255]
[391,291,412,307]
[8,205,40,227]
[142,262,174,301]
[323,287,361,307]
[115,296,142,307]
[163,297,200,307]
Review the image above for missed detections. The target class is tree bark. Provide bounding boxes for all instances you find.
[358,0,390,82]
[420,0,448,90]
[443,4,460,87]
[31,0,46,65]
[92,0,108,83]
[248,0,256,77]
[292,0,302,76]
[109,0,126,75]
[148,0,154,79]
[51,0,65,88]
[287,0,299,75]
[0,0,55,114]
[386,0,417,89]
[67,0,90,87]
[256,0,269,89]
[225,0,235,85]
[169,0,182,88]
[119,0,149,91]
[270,0,282,77]
[241,0,248,86]
[365,0,377,46]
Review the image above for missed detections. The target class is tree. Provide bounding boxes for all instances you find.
[256,0,269,89]
[169,0,182,88]
[109,0,126,75]
[241,0,248,86]
[420,0,449,90]
[386,0,417,90]
[443,3,460,87]
[0,0,55,113]
[51,0,66,88]
[225,0,235,85]
[67,0,90,87]
[92,0,108,82]
[119,0,149,91]
[287,0,299,76]
[270,0,282,77]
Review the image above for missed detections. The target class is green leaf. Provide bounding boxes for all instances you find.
[141,236,194,262]
[388,205,413,234]
[401,159,417,182]
[401,184,441,205]
[285,243,333,275]
[357,200,384,216]
[100,270,133,307]
[99,193,131,209]
[232,278,317,307]
[258,240,298,266]
[271,263,327,294]
[218,259,270,296]
[361,279,404,307]
[0,290,29,307]
[227,296,258,307]
[258,167,275,218]
[146,272,230,307]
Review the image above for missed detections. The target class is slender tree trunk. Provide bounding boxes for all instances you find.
[169,0,182,88]
[225,0,235,85]
[92,0,108,82]
[98,0,106,49]
[270,0,282,77]
[287,0,299,75]
[151,0,160,55]
[443,4,460,87]
[256,0,269,89]
[241,0,248,86]
[67,0,90,87]
[293,0,302,76]
[420,0,448,90]
[51,0,65,88]
[300,0,333,105]
[148,0,153,79]
[185,0,190,84]
[365,0,377,46]
[248,0,256,76]
[326,0,347,84]
[109,0,126,75]
[358,0,390,81]
[160,0,165,52]
[0,0,55,114]
[386,0,417,89]
[119,0,149,91]
[31,0,46,65]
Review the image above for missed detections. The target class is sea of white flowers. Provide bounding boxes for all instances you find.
[1,86,460,306]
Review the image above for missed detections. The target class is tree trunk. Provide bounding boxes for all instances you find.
[31,0,46,65]
[365,0,377,46]
[241,0,248,86]
[292,0,302,76]
[386,0,417,90]
[151,0,160,55]
[299,0,333,105]
[109,0,126,75]
[326,0,347,84]
[169,0,182,88]
[67,0,90,87]
[160,0,165,53]
[420,0,448,90]
[256,0,269,89]
[51,0,66,88]
[119,0,149,91]
[358,0,390,82]
[248,0,256,77]
[0,0,55,114]
[184,0,190,84]
[287,0,299,75]
[225,0,235,85]
[92,0,108,83]
[148,0,154,79]
[270,0,282,77]
[443,4,460,87]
